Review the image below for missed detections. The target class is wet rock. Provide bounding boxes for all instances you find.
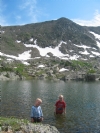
[1,123,60,133]
[21,123,60,133]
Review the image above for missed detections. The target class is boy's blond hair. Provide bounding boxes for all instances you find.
[36,98,42,103]
[59,95,64,98]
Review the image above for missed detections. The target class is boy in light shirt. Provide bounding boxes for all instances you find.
[31,98,43,123]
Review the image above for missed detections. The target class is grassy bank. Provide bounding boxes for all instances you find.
[0,117,29,132]
[0,117,60,133]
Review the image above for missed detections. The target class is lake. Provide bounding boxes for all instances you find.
[1,80,100,133]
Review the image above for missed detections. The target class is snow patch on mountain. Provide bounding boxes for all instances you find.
[29,38,33,42]
[68,55,79,60]
[38,65,45,68]
[96,41,100,48]
[24,41,81,60]
[0,30,5,33]
[0,50,32,65]
[79,49,90,55]
[21,61,30,65]
[59,68,69,72]
[34,39,37,45]
[89,31,100,40]
[24,41,68,57]
[89,31,100,48]
[91,51,100,56]
[74,44,91,49]
[18,50,32,60]
[16,40,21,43]
[0,35,100,64]
[24,40,100,60]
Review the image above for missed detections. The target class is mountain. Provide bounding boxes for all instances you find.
[0,17,100,81]
[0,17,100,62]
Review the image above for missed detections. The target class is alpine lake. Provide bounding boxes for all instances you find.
[1,80,100,133]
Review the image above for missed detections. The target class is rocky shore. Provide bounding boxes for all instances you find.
[0,117,60,133]
[0,57,100,82]
[0,70,100,82]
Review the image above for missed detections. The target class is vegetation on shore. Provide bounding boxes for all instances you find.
[0,117,29,132]
[0,117,60,133]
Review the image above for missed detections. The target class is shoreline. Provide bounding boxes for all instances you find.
[0,117,60,133]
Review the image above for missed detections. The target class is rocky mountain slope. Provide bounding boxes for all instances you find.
[0,17,100,60]
[0,17,100,81]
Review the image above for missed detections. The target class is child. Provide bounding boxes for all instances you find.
[31,98,43,123]
[55,95,66,114]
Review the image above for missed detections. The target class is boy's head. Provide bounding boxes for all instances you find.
[59,95,64,101]
[35,98,42,106]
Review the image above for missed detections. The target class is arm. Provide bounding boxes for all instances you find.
[40,106,43,121]
[63,101,66,114]
[54,101,57,113]
[63,107,66,114]
[40,117,43,121]
[31,107,35,123]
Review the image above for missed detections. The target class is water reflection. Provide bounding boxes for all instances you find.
[1,80,100,133]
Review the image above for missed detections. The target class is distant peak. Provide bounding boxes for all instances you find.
[57,17,73,23]
[57,17,67,21]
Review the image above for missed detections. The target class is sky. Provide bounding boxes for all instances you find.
[0,0,100,26]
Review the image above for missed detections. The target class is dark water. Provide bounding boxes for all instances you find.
[1,80,100,133]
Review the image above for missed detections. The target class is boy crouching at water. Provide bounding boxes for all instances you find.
[31,98,43,123]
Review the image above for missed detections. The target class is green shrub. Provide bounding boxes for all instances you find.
[15,64,25,74]
[0,67,13,72]
[71,60,92,69]
[87,69,96,74]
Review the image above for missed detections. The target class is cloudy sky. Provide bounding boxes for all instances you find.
[0,0,100,26]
